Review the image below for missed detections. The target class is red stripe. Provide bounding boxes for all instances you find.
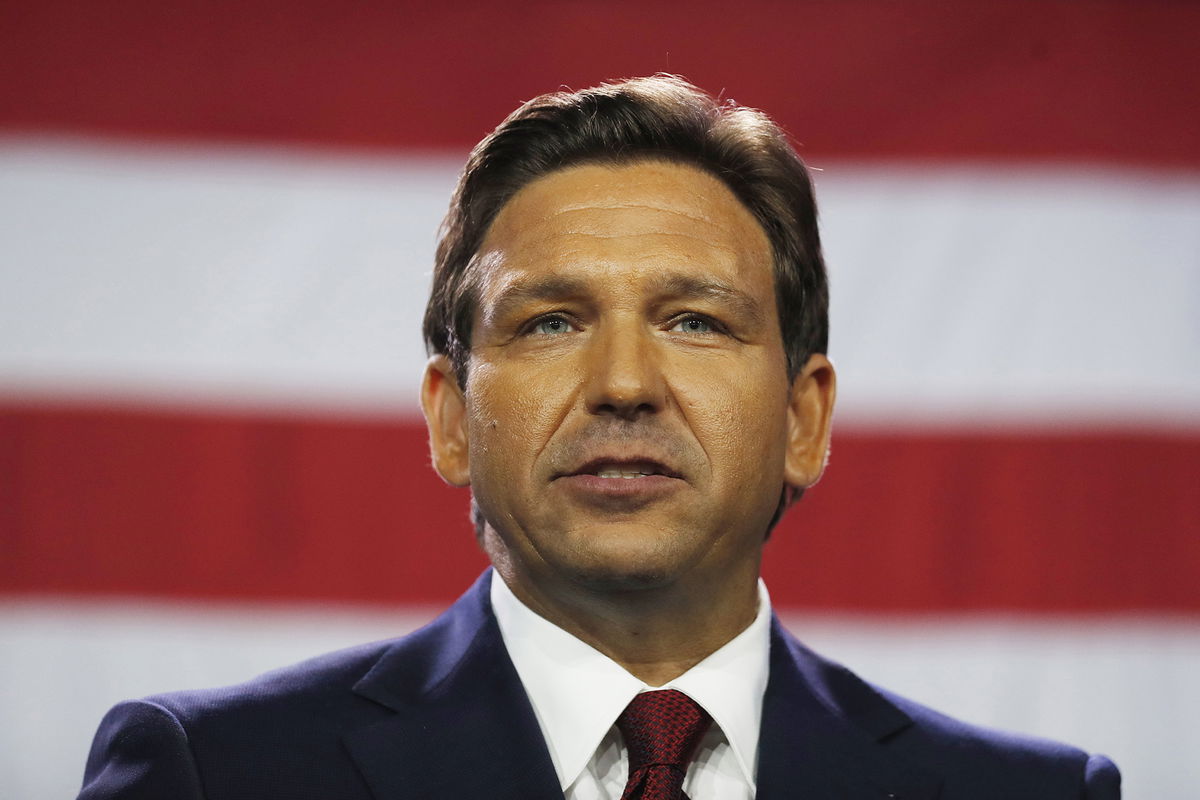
[3,402,1196,612]
[2,1,1198,166]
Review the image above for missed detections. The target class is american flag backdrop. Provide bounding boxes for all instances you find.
[1,2,1198,797]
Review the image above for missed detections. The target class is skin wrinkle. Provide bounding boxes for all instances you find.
[468,188,753,362]
[421,159,835,684]
[533,196,723,226]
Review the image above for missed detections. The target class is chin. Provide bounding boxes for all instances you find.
[560,537,691,594]
[566,563,673,593]
[485,517,705,595]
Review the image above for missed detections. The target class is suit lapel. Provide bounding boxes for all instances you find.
[343,571,563,799]
[757,617,943,800]
[340,576,942,799]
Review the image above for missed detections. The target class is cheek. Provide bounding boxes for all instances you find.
[677,371,790,480]
[466,362,573,468]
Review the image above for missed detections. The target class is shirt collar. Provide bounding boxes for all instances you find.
[490,571,772,792]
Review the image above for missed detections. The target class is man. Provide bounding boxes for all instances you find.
[79,76,1120,799]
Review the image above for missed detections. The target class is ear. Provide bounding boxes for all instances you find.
[783,353,837,489]
[420,355,471,487]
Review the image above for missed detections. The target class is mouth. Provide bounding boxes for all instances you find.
[563,458,682,481]
[551,457,685,507]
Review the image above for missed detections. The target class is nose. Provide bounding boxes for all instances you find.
[582,323,666,419]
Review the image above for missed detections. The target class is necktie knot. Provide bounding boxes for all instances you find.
[617,689,712,775]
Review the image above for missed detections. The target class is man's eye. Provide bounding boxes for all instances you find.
[531,315,575,335]
[670,316,715,334]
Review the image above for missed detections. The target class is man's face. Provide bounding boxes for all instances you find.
[423,160,834,606]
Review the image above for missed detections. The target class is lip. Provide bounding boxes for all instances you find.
[560,457,683,481]
[552,457,685,506]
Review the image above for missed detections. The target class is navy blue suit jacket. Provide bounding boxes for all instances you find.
[79,570,1120,799]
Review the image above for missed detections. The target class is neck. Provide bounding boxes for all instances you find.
[494,559,762,686]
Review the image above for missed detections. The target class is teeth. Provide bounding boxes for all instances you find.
[596,468,654,479]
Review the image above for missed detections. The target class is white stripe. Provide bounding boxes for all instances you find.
[3,138,1198,425]
[0,137,459,414]
[3,600,1193,798]
[817,164,1200,428]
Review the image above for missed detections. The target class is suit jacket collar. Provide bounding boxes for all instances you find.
[344,570,562,799]
[343,570,942,799]
[757,616,942,799]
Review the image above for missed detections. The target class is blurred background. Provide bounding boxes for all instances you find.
[1,1,1197,797]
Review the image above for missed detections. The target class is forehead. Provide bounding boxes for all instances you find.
[474,160,774,295]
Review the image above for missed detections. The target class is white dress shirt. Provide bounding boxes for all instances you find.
[490,573,771,800]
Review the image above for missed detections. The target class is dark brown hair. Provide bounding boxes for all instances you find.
[423,74,828,387]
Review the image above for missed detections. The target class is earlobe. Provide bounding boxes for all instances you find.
[783,353,837,489]
[420,355,471,487]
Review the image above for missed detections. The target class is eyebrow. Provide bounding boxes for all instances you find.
[648,273,768,325]
[483,275,591,325]
[482,271,768,326]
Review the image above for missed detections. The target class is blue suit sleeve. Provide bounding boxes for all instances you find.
[78,700,206,800]
[1083,753,1121,799]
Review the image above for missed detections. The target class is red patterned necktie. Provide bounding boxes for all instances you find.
[616,689,713,800]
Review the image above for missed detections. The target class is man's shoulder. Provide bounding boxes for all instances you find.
[80,638,404,800]
[142,636,397,725]
[78,575,518,799]
[140,572,495,726]
[769,622,1121,798]
[876,683,1119,789]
